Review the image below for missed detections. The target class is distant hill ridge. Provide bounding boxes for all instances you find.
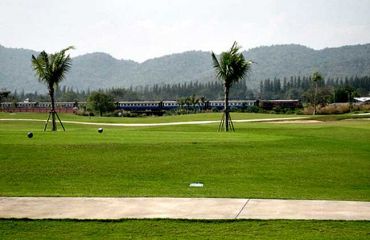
[1,43,369,92]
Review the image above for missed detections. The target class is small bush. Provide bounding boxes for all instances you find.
[245,106,260,113]
[353,103,370,112]
[121,112,141,117]
[318,104,350,115]
[75,109,94,116]
[104,110,125,117]
[303,106,314,115]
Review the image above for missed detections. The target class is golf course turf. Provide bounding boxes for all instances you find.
[1,219,370,239]
[1,112,369,200]
[0,112,369,238]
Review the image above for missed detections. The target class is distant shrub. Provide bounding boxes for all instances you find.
[285,109,297,114]
[241,106,260,113]
[176,109,189,114]
[318,104,350,115]
[104,110,125,117]
[304,103,370,115]
[303,106,314,115]
[353,103,370,112]
[75,109,94,116]
[295,109,305,115]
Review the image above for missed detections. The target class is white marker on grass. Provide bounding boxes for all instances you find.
[189,182,204,187]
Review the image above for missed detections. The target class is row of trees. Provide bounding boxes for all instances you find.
[259,76,370,98]
[132,80,255,100]
[259,75,370,100]
[7,75,369,105]
[85,72,366,117]
[5,80,254,102]
[259,75,370,111]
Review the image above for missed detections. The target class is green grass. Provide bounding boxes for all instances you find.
[0,113,369,200]
[0,111,300,123]
[0,219,369,239]
[1,112,369,238]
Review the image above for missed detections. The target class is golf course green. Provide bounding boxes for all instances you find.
[1,112,369,239]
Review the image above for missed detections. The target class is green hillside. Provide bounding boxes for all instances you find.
[1,44,370,93]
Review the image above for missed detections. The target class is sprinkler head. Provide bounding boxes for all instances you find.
[27,132,33,138]
[98,128,103,133]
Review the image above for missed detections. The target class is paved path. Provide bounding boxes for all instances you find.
[0,117,310,127]
[1,197,369,220]
[2,112,368,127]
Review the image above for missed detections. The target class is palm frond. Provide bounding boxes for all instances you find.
[31,47,74,89]
[211,52,220,70]
[58,46,75,56]
[312,72,323,82]
[31,51,50,83]
[212,51,227,82]
[211,41,253,89]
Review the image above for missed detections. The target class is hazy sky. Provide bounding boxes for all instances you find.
[1,0,369,62]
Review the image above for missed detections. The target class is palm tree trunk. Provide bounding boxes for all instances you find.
[224,86,229,132]
[49,87,57,131]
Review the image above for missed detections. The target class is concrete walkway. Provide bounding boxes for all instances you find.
[1,197,369,220]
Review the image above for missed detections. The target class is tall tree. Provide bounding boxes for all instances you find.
[87,92,115,116]
[312,72,323,115]
[32,46,74,131]
[211,42,252,131]
[0,90,11,102]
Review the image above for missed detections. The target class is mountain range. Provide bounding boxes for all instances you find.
[1,43,370,93]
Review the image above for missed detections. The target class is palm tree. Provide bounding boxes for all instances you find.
[32,46,74,131]
[312,72,323,115]
[344,85,355,112]
[199,96,207,111]
[177,98,186,111]
[185,96,191,113]
[0,90,11,102]
[211,42,252,131]
[189,94,199,112]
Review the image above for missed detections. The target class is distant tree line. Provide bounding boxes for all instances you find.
[4,80,255,102]
[259,75,370,102]
[3,75,370,104]
[130,80,255,100]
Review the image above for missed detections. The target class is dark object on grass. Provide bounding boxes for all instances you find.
[98,128,103,133]
[27,132,33,138]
